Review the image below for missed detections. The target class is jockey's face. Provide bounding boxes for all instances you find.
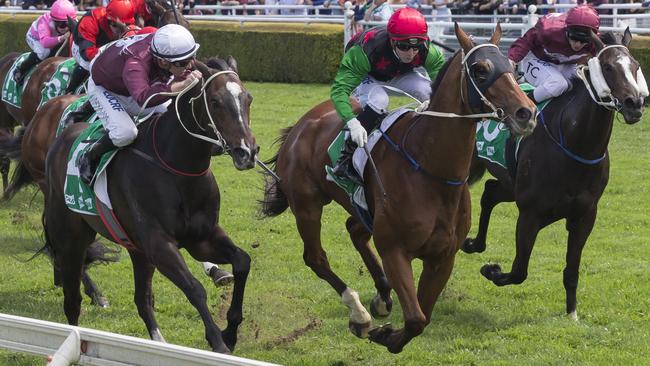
[569,38,588,51]
[392,40,422,63]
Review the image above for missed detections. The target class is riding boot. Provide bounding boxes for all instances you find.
[13,52,40,86]
[331,138,363,185]
[64,64,89,95]
[357,104,386,132]
[77,133,116,185]
[63,99,94,126]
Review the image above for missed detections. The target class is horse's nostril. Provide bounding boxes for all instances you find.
[515,107,532,122]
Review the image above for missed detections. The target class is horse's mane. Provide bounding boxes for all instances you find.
[205,57,231,71]
[430,49,462,97]
[600,31,621,46]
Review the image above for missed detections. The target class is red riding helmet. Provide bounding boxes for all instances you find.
[566,6,599,43]
[107,0,136,25]
[387,8,428,42]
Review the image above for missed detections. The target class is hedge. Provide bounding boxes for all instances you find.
[2,15,650,83]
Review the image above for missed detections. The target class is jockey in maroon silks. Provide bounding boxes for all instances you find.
[66,0,137,94]
[509,5,600,103]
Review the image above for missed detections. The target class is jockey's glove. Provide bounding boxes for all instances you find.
[347,118,367,147]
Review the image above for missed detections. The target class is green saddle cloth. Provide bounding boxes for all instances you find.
[1,53,37,108]
[325,130,360,197]
[39,58,86,108]
[57,95,98,137]
[475,83,549,168]
[63,120,117,215]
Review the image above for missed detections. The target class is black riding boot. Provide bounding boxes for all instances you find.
[331,138,362,185]
[357,104,386,132]
[13,52,41,86]
[63,99,94,126]
[64,64,89,95]
[77,134,116,185]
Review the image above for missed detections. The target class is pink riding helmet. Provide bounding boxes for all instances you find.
[50,0,77,21]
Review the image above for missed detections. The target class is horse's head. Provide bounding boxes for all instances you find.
[145,0,190,28]
[589,28,647,124]
[454,23,537,136]
[193,57,257,170]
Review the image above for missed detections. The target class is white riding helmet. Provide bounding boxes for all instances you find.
[151,24,200,62]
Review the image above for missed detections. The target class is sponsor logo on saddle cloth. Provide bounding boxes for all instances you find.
[39,58,87,108]
[326,108,411,212]
[1,53,37,108]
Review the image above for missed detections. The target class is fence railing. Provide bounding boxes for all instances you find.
[0,313,278,366]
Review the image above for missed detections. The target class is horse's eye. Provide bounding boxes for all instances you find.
[470,65,490,83]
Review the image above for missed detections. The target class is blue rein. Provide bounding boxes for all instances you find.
[379,128,468,186]
[538,110,606,165]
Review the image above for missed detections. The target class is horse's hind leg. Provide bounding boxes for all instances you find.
[295,201,372,338]
[0,155,9,192]
[129,250,166,342]
[346,216,392,318]
[564,209,597,320]
[81,270,108,308]
[462,179,514,254]
[481,211,541,286]
[186,225,251,351]
[147,234,230,353]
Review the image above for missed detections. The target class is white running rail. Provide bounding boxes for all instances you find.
[0,313,279,366]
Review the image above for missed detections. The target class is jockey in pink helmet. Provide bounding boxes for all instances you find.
[329,8,446,184]
[508,5,600,103]
[14,0,77,85]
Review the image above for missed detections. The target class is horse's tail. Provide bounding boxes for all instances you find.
[85,240,121,267]
[259,126,293,218]
[1,127,34,201]
[467,147,487,187]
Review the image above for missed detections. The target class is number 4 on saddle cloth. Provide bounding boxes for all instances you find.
[1,53,38,108]
[475,83,549,176]
[325,108,411,232]
[40,58,87,108]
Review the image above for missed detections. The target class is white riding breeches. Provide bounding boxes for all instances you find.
[26,32,53,60]
[352,67,432,111]
[519,51,578,102]
[87,78,168,147]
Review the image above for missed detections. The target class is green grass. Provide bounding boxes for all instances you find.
[1,83,649,365]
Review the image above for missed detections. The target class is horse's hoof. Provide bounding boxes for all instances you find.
[209,267,234,287]
[461,238,485,254]
[370,293,392,319]
[92,296,109,308]
[349,320,371,339]
[567,311,579,321]
[480,263,502,281]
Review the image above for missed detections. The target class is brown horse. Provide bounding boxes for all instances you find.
[142,0,190,28]
[461,29,646,320]
[260,24,536,353]
[43,58,255,353]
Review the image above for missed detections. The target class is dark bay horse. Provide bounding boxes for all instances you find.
[462,29,646,320]
[141,0,190,28]
[43,57,256,353]
[260,24,536,353]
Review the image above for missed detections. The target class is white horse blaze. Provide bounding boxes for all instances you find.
[341,288,371,324]
[617,55,640,94]
[226,81,244,126]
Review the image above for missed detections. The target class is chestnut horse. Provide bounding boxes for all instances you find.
[462,30,646,320]
[43,58,256,353]
[260,24,537,353]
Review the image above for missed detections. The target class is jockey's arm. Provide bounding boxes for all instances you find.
[424,43,446,82]
[123,57,172,107]
[331,45,371,124]
[75,17,101,61]
[508,24,539,64]
[36,16,64,48]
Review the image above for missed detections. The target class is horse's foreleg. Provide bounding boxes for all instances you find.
[346,216,392,318]
[129,250,165,342]
[368,249,422,354]
[296,206,372,338]
[564,209,597,320]
[481,211,541,286]
[0,155,9,192]
[150,237,229,354]
[462,179,513,254]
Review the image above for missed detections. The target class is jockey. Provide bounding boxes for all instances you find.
[13,0,77,86]
[65,0,137,95]
[76,24,200,184]
[330,7,445,184]
[508,5,600,103]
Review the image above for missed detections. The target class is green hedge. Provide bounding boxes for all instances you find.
[0,15,343,83]
[3,15,650,83]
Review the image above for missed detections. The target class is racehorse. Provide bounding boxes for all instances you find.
[260,24,536,353]
[461,29,646,320]
[142,0,189,28]
[42,57,255,353]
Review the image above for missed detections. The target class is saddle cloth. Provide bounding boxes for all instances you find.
[1,53,36,108]
[39,58,86,108]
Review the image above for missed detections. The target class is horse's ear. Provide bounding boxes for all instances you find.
[591,30,605,52]
[488,22,502,46]
[226,56,238,73]
[622,26,632,47]
[67,16,77,32]
[454,22,473,53]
